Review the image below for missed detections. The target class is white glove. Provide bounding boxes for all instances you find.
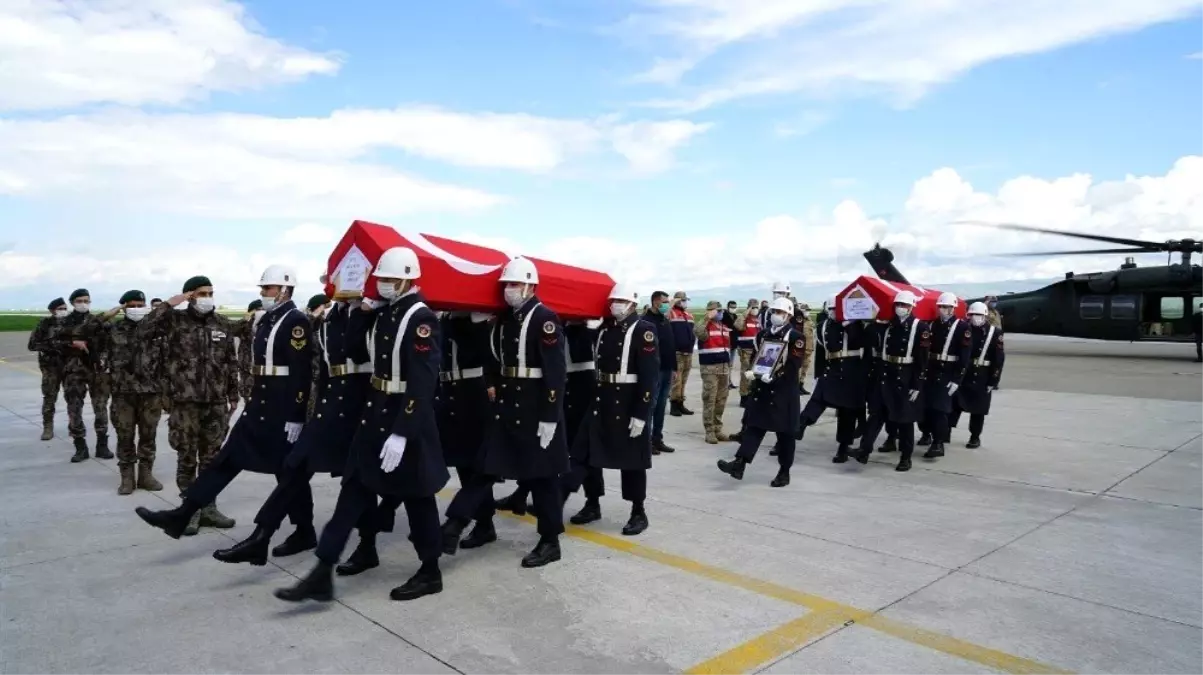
[380,434,407,473]
[470,312,494,323]
[744,370,754,381]
[947,383,959,396]
[909,389,920,402]
[759,373,772,384]
[362,298,384,310]
[629,418,645,438]
[537,422,557,449]
[284,422,303,443]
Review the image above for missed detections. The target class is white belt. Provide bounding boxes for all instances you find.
[329,362,371,377]
[441,367,484,382]
[974,359,992,367]
[502,367,543,379]
[370,377,407,394]
[252,365,289,376]
[597,372,639,384]
[882,355,914,365]
[566,360,595,373]
[827,349,863,360]
[933,355,959,362]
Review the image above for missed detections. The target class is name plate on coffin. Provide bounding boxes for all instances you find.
[331,245,372,299]
[842,285,878,321]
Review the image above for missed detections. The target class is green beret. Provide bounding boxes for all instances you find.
[48,297,66,311]
[247,299,262,312]
[307,293,329,311]
[182,276,212,293]
[119,290,146,305]
[69,288,89,302]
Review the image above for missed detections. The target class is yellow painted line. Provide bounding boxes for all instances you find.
[684,609,852,674]
[0,358,41,376]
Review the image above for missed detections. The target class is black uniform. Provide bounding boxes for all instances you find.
[853,314,931,470]
[917,316,971,458]
[443,295,568,568]
[949,322,1005,446]
[563,314,658,531]
[718,323,805,486]
[796,319,865,460]
[861,320,897,450]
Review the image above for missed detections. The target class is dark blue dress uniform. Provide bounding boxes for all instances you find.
[719,324,805,486]
[860,320,897,450]
[563,314,658,528]
[917,316,972,458]
[949,323,1005,447]
[853,314,932,470]
[436,313,496,534]
[796,319,865,457]
[443,295,568,567]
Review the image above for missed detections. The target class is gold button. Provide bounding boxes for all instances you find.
[317,413,323,419]
[339,413,345,417]
[260,416,265,420]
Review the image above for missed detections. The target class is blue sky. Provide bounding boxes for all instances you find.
[0,0,1200,307]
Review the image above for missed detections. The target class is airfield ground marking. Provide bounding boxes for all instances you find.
[0,357,41,376]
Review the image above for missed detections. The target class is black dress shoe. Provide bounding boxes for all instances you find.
[853,449,871,464]
[389,566,443,601]
[655,441,675,454]
[769,448,779,456]
[622,511,648,536]
[272,527,317,557]
[878,438,897,453]
[716,457,745,480]
[896,457,912,472]
[966,435,981,449]
[922,443,945,459]
[336,542,380,576]
[570,501,601,525]
[213,527,271,565]
[460,522,498,550]
[832,446,849,463]
[135,506,191,539]
[770,470,790,487]
[274,562,334,602]
[440,520,466,556]
[495,492,528,516]
[917,433,933,446]
[521,539,561,568]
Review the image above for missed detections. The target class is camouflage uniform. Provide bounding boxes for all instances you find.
[139,303,240,495]
[305,312,323,420]
[794,313,815,385]
[694,302,733,443]
[235,317,257,402]
[987,308,1002,329]
[58,308,113,461]
[27,311,67,440]
[110,316,165,494]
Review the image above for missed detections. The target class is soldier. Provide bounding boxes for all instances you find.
[135,265,313,540]
[793,299,814,395]
[759,281,792,329]
[28,298,69,440]
[58,289,114,462]
[643,291,677,455]
[441,256,567,569]
[735,302,760,405]
[948,302,1005,448]
[796,301,866,463]
[694,301,734,444]
[236,299,264,403]
[916,293,970,460]
[275,247,449,603]
[109,290,165,495]
[563,282,658,535]
[724,300,740,389]
[861,313,898,453]
[134,276,241,535]
[851,291,931,471]
[984,295,1002,329]
[667,291,695,416]
[304,294,329,421]
[716,297,805,487]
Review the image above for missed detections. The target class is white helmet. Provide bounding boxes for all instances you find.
[770,297,794,315]
[937,291,958,307]
[608,281,638,304]
[771,280,791,295]
[259,264,298,287]
[375,247,421,280]
[893,290,917,306]
[968,301,988,315]
[499,256,539,285]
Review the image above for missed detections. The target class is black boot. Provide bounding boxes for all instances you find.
[770,468,790,487]
[389,561,443,601]
[669,401,685,417]
[440,519,467,556]
[769,448,779,457]
[94,433,113,460]
[70,437,89,463]
[274,561,334,602]
[917,432,932,446]
[853,447,872,464]
[716,457,745,480]
[966,435,981,449]
[896,456,912,472]
[272,526,317,557]
[134,504,194,539]
[680,403,695,415]
[336,539,380,576]
[213,526,272,566]
[460,521,498,550]
[521,537,561,568]
[622,505,648,536]
[832,445,850,463]
[729,430,743,443]
[570,499,602,525]
[654,440,675,454]
[495,491,529,516]
[922,442,945,459]
[878,438,897,453]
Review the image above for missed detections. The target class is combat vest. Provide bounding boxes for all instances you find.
[738,313,759,348]
[697,321,732,366]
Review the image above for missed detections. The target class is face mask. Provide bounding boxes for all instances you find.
[714,310,723,320]
[749,308,759,317]
[375,280,398,300]
[895,306,911,319]
[938,307,954,320]
[770,313,787,327]
[657,302,670,314]
[259,294,278,310]
[504,287,526,308]
[987,301,997,308]
[73,301,90,313]
[610,301,630,319]
[194,297,215,313]
[125,307,150,322]
[53,309,68,319]
[728,307,737,314]
[679,301,689,310]
[970,315,986,327]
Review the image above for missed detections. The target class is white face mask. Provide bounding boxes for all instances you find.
[73,301,90,313]
[260,294,278,310]
[970,315,986,327]
[895,306,911,319]
[770,312,788,327]
[125,307,150,322]
[504,286,526,308]
[609,301,631,319]
[194,297,215,313]
[53,308,68,319]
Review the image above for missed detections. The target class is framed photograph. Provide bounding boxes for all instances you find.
[751,341,785,377]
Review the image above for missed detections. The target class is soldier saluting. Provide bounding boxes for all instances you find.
[917,292,971,459]
[109,290,165,495]
[562,282,659,536]
[948,302,1005,448]
[28,297,69,441]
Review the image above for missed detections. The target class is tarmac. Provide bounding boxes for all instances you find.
[0,332,1200,674]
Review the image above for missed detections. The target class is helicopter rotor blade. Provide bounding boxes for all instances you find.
[995,247,1158,257]
[954,220,1171,251]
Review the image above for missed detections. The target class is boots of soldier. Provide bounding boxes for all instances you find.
[717,456,746,480]
[440,518,467,556]
[274,560,334,603]
[134,502,197,539]
[460,520,498,550]
[495,491,528,516]
[390,561,443,601]
[896,456,912,472]
[117,466,136,495]
[622,503,648,536]
[923,442,945,459]
[570,498,601,525]
[832,445,850,464]
[670,401,685,417]
[137,461,163,491]
[213,526,272,566]
[272,525,317,557]
[653,439,675,454]
[199,502,236,529]
[917,432,932,446]
[521,536,561,568]
[704,430,718,444]
[770,468,790,488]
[40,418,53,441]
[337,537,381,576]
[878,438,897,453]
[966,435,981,449]
[94,433,113,459]
[70,437,89,463]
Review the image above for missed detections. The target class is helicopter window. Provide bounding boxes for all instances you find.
[1110,295,1138,320]
[1080,296,1105,319]
[1160,297,1185,320]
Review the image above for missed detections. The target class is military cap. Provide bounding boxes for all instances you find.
[150,297,162,304]
[69,288,89,302]
[182,275,212,293]
[706,300,721,310]
[119,290,146,305]
[673,291,689,301]
[247,299,262,312]
[307,293,329,311]
[48,297,66,311]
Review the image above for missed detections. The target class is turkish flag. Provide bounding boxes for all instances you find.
[326,220,615,320]
[835,275,966,322]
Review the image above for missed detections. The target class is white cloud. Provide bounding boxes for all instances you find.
[0,0,341,111]
[282,223,339,245]
[619,0,1202,111]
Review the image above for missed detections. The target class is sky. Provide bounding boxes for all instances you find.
[1,0,1201,308]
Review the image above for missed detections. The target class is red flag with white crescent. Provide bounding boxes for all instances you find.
[835,275,966,322]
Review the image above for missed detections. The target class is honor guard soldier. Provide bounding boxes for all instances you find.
[851,291,930,471]
[109,290,165,495]
[861,313,898,452]
[212,288,376,568]
[135,265,314,539]
[717,297,805,487]
[948,302,1005,448]
[759,281,792,329]
[28,298,69,440]
[917,292,970,459]
[441,256,568,569]
[277,246,449,603]
[562,282,658,535]
[795,298,866,463]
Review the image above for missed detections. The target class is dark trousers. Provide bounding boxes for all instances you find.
[254,463,318,531]
[650,370,673,443]
[735,426,796,469]
[799,403,858,446]
[314,478,441,565]
[186,459,312,528]
[948,410,985,437]
[562,463,647,503]
[450,473,564,537]
[857,412,915,460]
[921,408,950,444]
[453,467,496,523]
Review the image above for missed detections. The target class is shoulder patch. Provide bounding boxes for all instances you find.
[291,325,304,339]
[416,323,431,339]
[644,330,655,342]
[543,320,555,334]
[794,339,804,349]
